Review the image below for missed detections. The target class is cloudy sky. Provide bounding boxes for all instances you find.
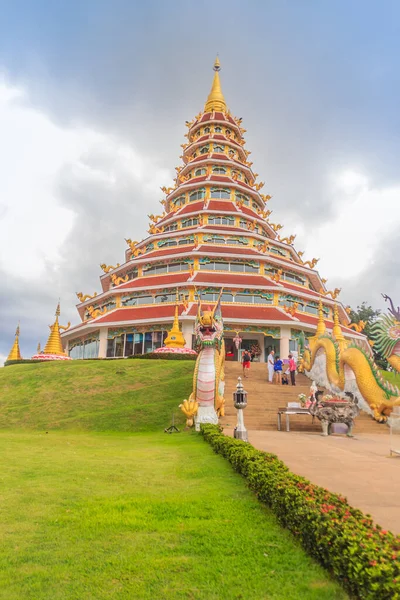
[1,0,399,361]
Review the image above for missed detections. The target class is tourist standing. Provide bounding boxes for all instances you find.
[273,355,283,384]
[267,349,275,383]
[242,349,251,378]
[288,353,296,386]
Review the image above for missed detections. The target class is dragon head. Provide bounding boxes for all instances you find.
[372,296,400,373]
[194,291,224,350]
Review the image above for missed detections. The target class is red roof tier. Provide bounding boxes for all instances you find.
[94,305,185,324]
[117,272,190,290]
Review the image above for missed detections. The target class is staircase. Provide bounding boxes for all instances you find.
[220,362,388,434]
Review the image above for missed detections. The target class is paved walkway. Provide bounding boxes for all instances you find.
[228,430,400,534]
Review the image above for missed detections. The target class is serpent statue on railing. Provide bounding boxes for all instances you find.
[181,292,225,429]
[301,297,400,423]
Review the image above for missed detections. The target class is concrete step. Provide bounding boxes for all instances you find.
[222,360,388,434]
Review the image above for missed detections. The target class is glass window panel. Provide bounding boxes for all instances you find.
[244,264,259,272]
[144,332,153,354]
[114,336,124,357]
[133,333,143,355]
[214,262,229,271]
[230,263,244,272]
[221,293,234,302]
[235,294,253,303]
[106,339,114,358]
[137,296,153,305]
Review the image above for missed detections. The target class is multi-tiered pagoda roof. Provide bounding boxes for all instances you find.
[62,59,365,361]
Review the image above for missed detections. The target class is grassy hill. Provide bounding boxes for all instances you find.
[0,360,194,431]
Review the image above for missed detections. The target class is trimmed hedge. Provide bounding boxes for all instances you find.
[127,353,197,361]
[201,424,400,600]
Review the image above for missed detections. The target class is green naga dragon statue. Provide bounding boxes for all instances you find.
[301,296,400,423]
[180,291,225,429]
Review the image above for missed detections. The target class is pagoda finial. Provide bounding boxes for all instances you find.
[43,302,66,356]
[37,341,41,354]
[204,56,227,113]
[164,290,186,349]
[315,298,326,338]
[7,324,23,361]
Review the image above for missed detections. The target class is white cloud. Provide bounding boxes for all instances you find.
[282,169,400,286]
[0,78,170,282]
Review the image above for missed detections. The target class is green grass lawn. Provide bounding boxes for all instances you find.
[381,369,400,387]
[0,360,194,431]
[0,431,347,600]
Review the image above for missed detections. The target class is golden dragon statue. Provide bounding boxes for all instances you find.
[76,292,97,303]
[180,291,225,429]
[301,299,400,423]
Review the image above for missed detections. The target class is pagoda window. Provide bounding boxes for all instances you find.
[225,129,231,136]
[136,295,153,305]
[168,262,189,272]
[235,192,250,206]
[155,293,176,303]
[195,130,201,137]
[143,264,168,276]
[228,149,236,158]
[173,195,185,207]
[305,303,319,315]
[284,272,306,285]
[204,127,210,134]
[189,188,205,201]
[221,292,234,302]
[195,168,206,176]
[160,239,178,248]
[178,237,194,245]
[205,235,226,244]
[230,262,259,273]
[208,216,234,226]
[210,187,230,199]
[200,145,209,154]
[212,166,226,174]
[181,218,199,228]
[229,238,249,245]
[214,126,222,133]
[164,223,178,232]
[126,268,138,280]
[256,295,273,305]
[213,145,224,153]
[235,294,253,304]
[239,219,247,228]
[270,246,286,257]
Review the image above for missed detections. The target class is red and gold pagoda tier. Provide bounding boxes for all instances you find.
[62,58,365,361]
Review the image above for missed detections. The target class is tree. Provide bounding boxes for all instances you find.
[349,302,387,369]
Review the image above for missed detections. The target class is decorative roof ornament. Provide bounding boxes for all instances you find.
[333,303,347,350]
[7,324,23,361]
[315,298,326,338]
[204,56,227,113]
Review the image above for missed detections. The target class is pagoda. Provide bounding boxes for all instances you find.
[6,325,23,361]
[61,59,366,361]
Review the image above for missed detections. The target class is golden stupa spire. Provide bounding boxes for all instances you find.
[164,291,186,348]
[315,298,326,337]
[204,56,227,113]
[7,324,23,361]
[37,342,41,354]
[43,302,66,356]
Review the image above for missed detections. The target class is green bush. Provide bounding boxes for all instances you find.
[200,424,400,600]
[127,352,197,361]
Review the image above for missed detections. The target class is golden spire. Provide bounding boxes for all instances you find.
[315,298,326,337]
[43,302,66,356]
[204,56,227,113]
[333,303,347,350]
[37,342,41,354]
[164,291,186,348]
[7,324,23,361]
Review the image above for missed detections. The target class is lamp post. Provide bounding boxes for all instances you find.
[233,376,248,442]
